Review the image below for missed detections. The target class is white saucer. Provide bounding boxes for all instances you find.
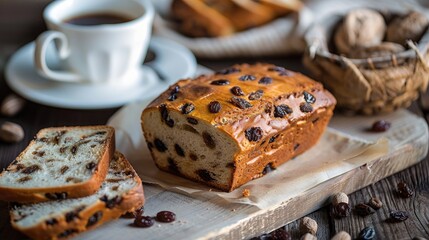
[5,36,197,109]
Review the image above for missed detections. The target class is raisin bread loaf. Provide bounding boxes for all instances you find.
[141,63,336,191]
[171,0,284,37]
[10,151,144,240]
[0,126,115,203]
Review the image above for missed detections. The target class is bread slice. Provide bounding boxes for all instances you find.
[171,0,235,37]
[10,151,144,240]
[255,0,303,17]
[0,126,115,203]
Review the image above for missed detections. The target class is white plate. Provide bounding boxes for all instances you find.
[5,36,197,109]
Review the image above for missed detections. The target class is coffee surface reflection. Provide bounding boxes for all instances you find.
[65,13,133,26]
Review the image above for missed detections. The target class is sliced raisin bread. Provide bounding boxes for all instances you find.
[141,63,336,191]
[0,126,115,203]
[10,151,144,240]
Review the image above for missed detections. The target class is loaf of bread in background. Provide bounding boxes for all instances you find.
[171,0,302,37]
[0,126,115,203]
[141,63,336,191]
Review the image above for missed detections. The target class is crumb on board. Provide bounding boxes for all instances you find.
[242,188,251,197]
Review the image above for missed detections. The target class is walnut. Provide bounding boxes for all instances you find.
[300,216,318,235]
[0,121,24,143]
[386,11,429,45]
[334,9,386,55]
[331,231,351,240]
[331,192,349,206]
[348,42,405,59]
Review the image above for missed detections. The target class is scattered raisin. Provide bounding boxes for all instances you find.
[22,165,41,174]
[154,138,167,152]
[358,227,376,240]
[239,74,256,81]
[168,158,180,174]
[354,203,375,217]
[156,211,176,223]
[303,91,316,104]
[245,127,263,142]
[45,192,67,200]
[217,67,240,75]
[300,102,313,113]
[397,182,414,198]
[196,169,216,181]
[202,132,216,149]
[181,103,195,114]
[208,101,221,113]
[211,79,230,85]
[388,210,409,222]
[258,77,273,85]
[250,234,270,240]
[86,211,103,227]
[231,86,245,96]
[159,104,174,128]
[274,104,293,118]
[230,97,252,109]
[248,90,264,100]
[174,144,185,157]
[371,120,391,132]
[46,218,58,225]
[86,162,96,170]
[330,202,350,218]
[269,228,291,240]
[367,197,383,210]
[186,117,198,125]
[134,216,154,228]
[262,163,275,175]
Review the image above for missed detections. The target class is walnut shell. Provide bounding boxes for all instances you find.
[348,42,405,59]
[386,11,429,45]
[334,9,386,55]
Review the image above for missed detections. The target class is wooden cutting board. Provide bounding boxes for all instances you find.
[78,109,428,240]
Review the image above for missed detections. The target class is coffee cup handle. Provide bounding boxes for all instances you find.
[34,31,82,83]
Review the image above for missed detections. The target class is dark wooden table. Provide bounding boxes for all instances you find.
[1,1,429,239]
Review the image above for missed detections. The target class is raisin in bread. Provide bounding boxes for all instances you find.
[10,151,144,240]
[141,63,336,191]
[0,126,115,203]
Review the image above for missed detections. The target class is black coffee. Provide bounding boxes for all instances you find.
[64,13,133,26]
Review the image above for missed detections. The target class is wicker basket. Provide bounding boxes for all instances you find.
[303,12,429,115]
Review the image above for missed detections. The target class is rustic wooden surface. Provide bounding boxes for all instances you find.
[1,1,429,239]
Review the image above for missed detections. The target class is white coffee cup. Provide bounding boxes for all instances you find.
[34,0,154,84]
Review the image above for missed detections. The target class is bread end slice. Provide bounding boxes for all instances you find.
[0,126,115,203]
[10,151,144,240]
